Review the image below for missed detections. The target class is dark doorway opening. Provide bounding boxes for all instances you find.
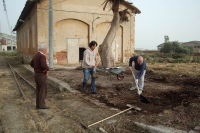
[79,48,86,60]
[7,46,11,50]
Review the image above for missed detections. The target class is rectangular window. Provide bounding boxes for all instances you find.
[20,35,21,48]
[20,35,23,48]
[7,39,10,45]
[24,32,26,48]
[7,46,11,50]
[32,24,35,48]
[27,29,29,48]
[17,36,19,47]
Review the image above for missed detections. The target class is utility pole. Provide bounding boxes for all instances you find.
[49,0,53,68]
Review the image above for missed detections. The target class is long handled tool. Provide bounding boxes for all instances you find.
[93,61,101,79]
[80,104,141,129]
[129,67,150,103]
[93,68,98,79]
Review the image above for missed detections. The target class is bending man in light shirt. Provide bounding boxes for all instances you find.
[81,41,99,94]
[129,56,146,95]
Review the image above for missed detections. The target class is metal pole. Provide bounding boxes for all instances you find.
[49,0,53,68]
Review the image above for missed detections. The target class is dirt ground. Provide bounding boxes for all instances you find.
[0,56,200,133]
[0,56,151,133]
[49,63,200,132]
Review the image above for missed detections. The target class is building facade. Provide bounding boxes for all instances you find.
[0,33,17,51]
[13,0,140,65]
[181,41,200,54]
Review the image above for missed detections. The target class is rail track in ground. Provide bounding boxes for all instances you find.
[1,56,150,133]
[1,56,199,132]
[0,57,200,133]
[3,57,90,133]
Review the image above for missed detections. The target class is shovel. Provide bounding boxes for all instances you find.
[129,67,150,103]
[92,61,101,79]
[93,68,98,79]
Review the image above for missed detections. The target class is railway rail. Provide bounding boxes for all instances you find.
[2,56,199,133]
[2,57,151,133]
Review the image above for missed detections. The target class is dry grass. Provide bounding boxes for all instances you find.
[147,63,200,77]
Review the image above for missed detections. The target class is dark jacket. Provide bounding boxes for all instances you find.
[129,56,146,79]
[30,52,49,73]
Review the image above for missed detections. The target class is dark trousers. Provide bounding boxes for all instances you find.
[34,73,47,108]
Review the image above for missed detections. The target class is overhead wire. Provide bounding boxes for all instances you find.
[2,0,11,32]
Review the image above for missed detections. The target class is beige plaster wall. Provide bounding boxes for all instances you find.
[19,0,137,64]
[17,5,37,61]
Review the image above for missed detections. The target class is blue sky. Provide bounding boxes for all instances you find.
[0,0,200,50]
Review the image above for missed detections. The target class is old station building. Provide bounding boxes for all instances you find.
[13,0,140,65]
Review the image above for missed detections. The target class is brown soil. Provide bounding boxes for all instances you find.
[49,64,200,131]
[0,56,200,133]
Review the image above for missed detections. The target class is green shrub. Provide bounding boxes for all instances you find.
[0,51,17,56]
[192,57,200,63]
[160,41,191,55]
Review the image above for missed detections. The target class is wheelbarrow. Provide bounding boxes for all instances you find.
[96,66,125,81]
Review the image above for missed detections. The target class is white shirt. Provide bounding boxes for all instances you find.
[82,47,96,68]
[39,51,45,55]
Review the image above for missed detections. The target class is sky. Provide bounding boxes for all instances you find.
[131,0,200,50]
[0,0,200,50]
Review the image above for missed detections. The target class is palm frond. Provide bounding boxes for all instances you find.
[102,0,110,11]
[120,0,141,14]
[119,9,130,22]
[102,0,141,14]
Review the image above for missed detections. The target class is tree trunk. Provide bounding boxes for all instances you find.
[99,10,121,68]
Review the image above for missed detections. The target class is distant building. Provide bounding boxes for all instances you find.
[181,41,200,54]
[0,33,17,51]
[157,43,165,51]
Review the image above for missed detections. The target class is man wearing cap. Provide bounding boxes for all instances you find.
[129,56,146,95]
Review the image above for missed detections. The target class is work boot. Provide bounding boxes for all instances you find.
[81,87,85,91]
[90,91,99,94]
[130,86,136,90]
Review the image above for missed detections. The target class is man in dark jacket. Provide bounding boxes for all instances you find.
[129,56,146,95]
[30,44,50,109]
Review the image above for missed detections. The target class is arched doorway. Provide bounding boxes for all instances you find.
[96,22,123,63]
[55,19,89,64]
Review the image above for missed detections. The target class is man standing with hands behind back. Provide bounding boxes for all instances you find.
[30,44,50,109]
[129,56,146,95]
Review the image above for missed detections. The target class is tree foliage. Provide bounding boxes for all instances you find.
[160,42,171,53]
[160,41,193,55]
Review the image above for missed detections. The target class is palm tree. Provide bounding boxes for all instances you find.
[98,0,140,68]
